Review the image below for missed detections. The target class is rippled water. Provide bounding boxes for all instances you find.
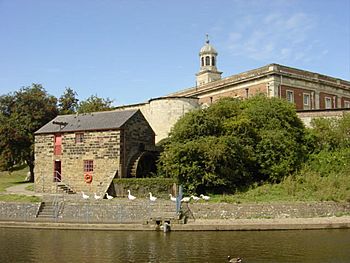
[0,228,349,262]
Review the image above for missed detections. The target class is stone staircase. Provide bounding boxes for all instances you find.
[146,201,181,225]
[36,200,63,220]
[36,202,55,219]
[57,183,75,194]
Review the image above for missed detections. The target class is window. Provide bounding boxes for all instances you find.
[212,56,215,66]
[286,90,294,103]
[325,97,332,109]
[344,101,350,108]
[201,57,204,67]
[54,134,62,155]
[75,133,84,143]
[303,94,310,106]
[84,160,93,172]
[205,56,210,66]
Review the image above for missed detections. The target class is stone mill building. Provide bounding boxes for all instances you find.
[34,109,157,194]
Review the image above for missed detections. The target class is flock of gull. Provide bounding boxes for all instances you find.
[81,190,210,202]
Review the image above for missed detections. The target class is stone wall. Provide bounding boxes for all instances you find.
[0,202,40,221]
[114,97,199,143]
[189,202,350,220]
[0,201,349,223]
[34,130,122,193]
[122,110,156,177]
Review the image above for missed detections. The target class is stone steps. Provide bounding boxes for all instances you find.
[36,202,55,218]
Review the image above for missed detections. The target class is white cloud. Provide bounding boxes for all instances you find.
[226,10,321,64]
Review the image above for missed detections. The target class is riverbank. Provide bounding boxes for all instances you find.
[1,216,350,231]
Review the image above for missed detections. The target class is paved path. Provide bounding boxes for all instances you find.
[5,183,42,196]
[1,216,350,231]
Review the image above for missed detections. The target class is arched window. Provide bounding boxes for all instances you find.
[201,57,204,67]
[212,57,215,66]
[205,56,210,66]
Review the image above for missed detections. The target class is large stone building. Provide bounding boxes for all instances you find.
[34,110,156,193]
[116,38,350,143]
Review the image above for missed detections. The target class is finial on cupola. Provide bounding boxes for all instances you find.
[206,33,210,44]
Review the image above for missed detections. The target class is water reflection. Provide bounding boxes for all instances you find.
[0,228,349,262]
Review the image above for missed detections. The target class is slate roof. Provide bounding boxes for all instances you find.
[35,109,139,134]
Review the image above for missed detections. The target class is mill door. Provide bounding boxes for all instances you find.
[54,160,61,182]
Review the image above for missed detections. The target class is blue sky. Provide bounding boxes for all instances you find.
[0,0,349,106]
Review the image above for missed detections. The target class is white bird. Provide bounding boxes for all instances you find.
[105,192,114,200]
[181,196,191,203]
[94,193,102,200]
[169,194,177,202]
[81,191,89,199]
[200,194,210,201]
[149,192,157,202]
[191,195,200,201]
[227,256,242,263]
[127,190,136,200]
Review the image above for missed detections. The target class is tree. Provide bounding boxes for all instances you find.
[158,95,307,194]
[0,84,58,180]
[58,87,79,115]
[77,95,114,113]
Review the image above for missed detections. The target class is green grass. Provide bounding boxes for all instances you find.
[0,165,40,202]
[209,163,350,204]
[0,194,40,202]
[0,165,29,192]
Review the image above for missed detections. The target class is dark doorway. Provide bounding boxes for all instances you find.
[54,160,61,182]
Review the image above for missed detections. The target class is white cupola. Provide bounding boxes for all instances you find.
[196,34,222,86]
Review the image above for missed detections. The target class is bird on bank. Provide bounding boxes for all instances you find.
[105,192,114,200]
[149,192,157,202]
[94,193,102,200]
[127,190,136,200]
[227,256,242,263]
[81,191,89,200]
[191,195,200,201]
[169,194,177,202]
[200,194,210,201]
[181,196,191,203]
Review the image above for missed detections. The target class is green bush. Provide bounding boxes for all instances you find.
[158,95,307,193]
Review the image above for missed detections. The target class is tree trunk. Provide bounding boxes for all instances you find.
[27,159,35,183]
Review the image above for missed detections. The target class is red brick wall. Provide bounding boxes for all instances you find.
[198,83,266,104]
[280,85,313,110]
[319,92,336,109]
[341,97,350,108]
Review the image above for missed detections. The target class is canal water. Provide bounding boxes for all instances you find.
[0,228,349,262]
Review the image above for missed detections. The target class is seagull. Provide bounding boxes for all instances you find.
[149,192,157,202]
[94,193,102,200]
[191,195,200,201]
[169,194,177,202]
[105,192,114,200]
[200,194,210,201]
[81,191,89,200]
[127,190,136,200]
[181,196,191,203]
[227,256,242,263]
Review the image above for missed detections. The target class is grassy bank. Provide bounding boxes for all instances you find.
[213,150,350,203]
[0,165,29,192]
[0,165,40,202]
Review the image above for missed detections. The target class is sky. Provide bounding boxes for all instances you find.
[0,0,349,106]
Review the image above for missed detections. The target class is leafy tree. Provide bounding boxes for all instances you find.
[309,113,350,151]
[0,84,58,180]
[77,95,114,113]
[58,87,79,115]
[158,95,307,193]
